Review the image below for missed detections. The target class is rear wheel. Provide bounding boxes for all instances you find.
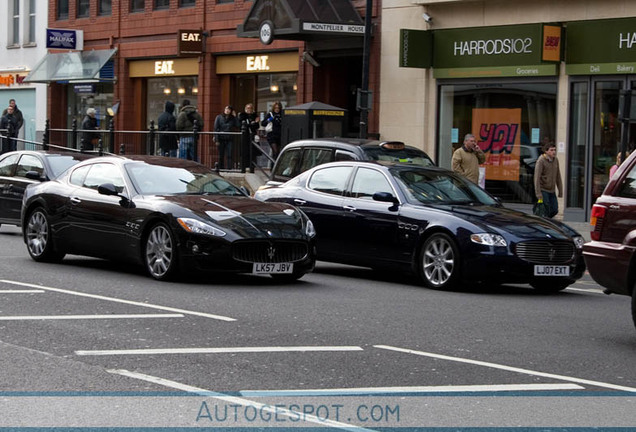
[530,280,570,293]
[25,208,65,262]
[144,223,178,281]
[419,233,460,290]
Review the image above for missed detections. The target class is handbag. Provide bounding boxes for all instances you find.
[533,201,548,217]
[265,121,273,133]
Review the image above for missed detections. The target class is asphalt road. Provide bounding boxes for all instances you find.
[0,223,634,430]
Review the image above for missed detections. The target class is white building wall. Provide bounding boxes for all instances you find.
[0,0,49,143]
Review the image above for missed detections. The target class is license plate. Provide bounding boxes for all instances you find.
[252,262,293,274]
[534,265,570,276]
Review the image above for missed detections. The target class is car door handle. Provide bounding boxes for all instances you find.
[343,205,357,212]
[293,199,306,205]
[70,196,82,205]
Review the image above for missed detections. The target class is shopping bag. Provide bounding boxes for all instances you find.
[533,201,548,217]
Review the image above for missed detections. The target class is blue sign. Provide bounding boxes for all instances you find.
[46,29,83,50]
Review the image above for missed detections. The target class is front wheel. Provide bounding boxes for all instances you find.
[25,208,65,263]
[418,233,460,290]
[530,280,570,293]
[144,223,178,281]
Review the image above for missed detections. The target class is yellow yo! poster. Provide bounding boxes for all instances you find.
[472,108,521,181]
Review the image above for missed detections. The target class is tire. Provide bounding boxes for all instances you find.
[419,233,460,290]
[631,289,636,331]
[530,280,570,293]
[25,208,65,263]
[144,223,178,281]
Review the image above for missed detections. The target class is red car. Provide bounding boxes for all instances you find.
[583,150,636,329]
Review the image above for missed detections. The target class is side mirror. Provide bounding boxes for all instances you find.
[373,191,399,205]
[25,171,45,181]
[97,183,120,196]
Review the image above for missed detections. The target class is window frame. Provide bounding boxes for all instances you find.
[99,0,112,16]
[77,0,90,18]
[57,0,69,20]
[130,0,145,12]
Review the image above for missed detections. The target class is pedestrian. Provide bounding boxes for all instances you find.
[81,107,100,150]
[176,99,203,161]
[238,103,260,171]
[261,101,283,160]
[1,99,24,134]
[0,105,19,153]
[609,151,629,179]
[157,101,178,157]
[533,142,563,218]
[213,105,240,169]
[451,133,486,184]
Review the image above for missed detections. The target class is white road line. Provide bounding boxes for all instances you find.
[240,383,584,396]
[76,346,364,356]
[108,369,378,432]
[0,314,184,321]
[0,279,236,322]
[375,345,636,393]
[0,289,45,293]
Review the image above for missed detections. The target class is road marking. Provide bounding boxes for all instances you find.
[566,287,604,294]
[375,345,636,393]
[108,369,377,432]
[76,346,364,356]
[0,289,45,293]
[240,383,584,396]
[0,279,236,322]
[0,314,183,321]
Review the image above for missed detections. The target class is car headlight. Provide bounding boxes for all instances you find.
[572,235,584,249]
[177,218,226,237]
[305,218,316,238]
[470,233,507,247]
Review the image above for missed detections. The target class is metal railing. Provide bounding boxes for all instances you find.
[2,119,275,174]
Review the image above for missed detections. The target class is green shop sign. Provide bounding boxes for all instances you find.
[566,17,636,75]
[399,24,561,78]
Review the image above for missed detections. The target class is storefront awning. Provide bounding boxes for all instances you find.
[24,48,117,83]
[237,0,364,44]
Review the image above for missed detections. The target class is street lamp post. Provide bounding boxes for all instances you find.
[359,0,373,139]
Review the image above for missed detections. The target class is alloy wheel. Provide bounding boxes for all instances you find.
[422,235,456,288]
[145,224,174,279]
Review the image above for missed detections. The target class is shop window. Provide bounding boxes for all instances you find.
[256,73,297,115]
[438,81,557,204]
[179,0,196,7]
[146,77,199,130]
[57,0,69,19]
[154,0,169,9]
[77,0,90,18]
[99,0,112,15]
[130,0,144,12]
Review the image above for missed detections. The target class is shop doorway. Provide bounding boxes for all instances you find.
[567,76,636,221]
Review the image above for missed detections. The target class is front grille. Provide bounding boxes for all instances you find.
[232,240,309,263]
[514,241,575,264]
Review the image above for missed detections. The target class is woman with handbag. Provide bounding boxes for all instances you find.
[261,101,283,160]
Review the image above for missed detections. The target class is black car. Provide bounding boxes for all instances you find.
[22,155,316,281]
[267,138,435,186]
[0,149,93,228]
[255,161,585,291]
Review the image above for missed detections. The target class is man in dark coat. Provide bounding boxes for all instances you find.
[238,103,260,171]
[176,99,203,161]
[81,107,100,150]
[213,105,240,169]
[157,101,178,157]
[1,99,23,134]
[0,105,19,153]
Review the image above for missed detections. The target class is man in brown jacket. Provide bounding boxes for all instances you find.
[533,142,563,218]
[452,133,486,184]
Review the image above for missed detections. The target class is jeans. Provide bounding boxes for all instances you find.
[179,136,195,161]
[541,191,558,218]
[218,140,232,169]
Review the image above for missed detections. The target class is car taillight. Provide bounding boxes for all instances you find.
[590,204,607,241]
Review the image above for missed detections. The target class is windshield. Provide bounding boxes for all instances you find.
[393,168,498,206]
[126,163,244,196]
[362,146,434,167]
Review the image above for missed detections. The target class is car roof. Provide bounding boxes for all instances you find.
[74,154,209,169]
[304,159,449,173]
[283,138,423,152]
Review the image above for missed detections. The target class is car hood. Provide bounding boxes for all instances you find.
[157,194,307,238]
[432,204,578,241]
